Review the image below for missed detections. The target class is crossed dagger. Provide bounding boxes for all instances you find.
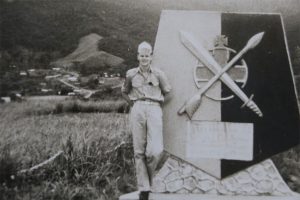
[178,31,264,119]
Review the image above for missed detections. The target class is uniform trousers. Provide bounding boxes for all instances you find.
[129,101,164,191]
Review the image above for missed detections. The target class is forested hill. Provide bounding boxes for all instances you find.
[0,0,160,69]
[1,0,300,72]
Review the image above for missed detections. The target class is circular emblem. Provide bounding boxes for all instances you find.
[194,46,248,101]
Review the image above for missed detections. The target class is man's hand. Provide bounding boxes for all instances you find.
[121,92,133,106]
[129,100,134,107]
[163,91,172,105]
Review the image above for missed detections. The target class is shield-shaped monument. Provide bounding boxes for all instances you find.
[120,10,300,199]
[152,10,300,178]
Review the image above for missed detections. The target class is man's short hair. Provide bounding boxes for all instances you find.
[138,41,152,54]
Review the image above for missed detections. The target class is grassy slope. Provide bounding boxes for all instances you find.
[0,100,299,199]
[0,100,135,200]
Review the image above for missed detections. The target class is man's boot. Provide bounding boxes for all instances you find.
[139,191,150,200]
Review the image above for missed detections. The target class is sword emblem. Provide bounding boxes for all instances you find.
[178,31,264,119]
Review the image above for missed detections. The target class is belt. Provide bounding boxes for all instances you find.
[134,99,160,105]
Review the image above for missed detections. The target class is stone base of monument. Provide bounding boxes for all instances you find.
[119,157,300,200]
[120,192,300,200]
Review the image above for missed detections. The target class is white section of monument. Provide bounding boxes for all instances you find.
[186,121,253,160]
[152,10,223,178]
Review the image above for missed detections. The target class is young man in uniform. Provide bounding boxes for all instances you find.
[121,41,171,200]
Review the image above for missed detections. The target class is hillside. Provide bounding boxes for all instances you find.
[1,0,300,97]
[51,33,125,75]
[0,0,159,70]
[1,0,300,69]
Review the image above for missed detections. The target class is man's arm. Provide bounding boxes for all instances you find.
[121,92,133,107]
[163,91,172,104]
[158,70,172,104]
[121,71,134,106]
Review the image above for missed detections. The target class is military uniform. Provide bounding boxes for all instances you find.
[122,66,171,191]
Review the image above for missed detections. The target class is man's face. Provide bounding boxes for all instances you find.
[137,51,152,67]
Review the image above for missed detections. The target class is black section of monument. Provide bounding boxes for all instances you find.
[220,13,300,178]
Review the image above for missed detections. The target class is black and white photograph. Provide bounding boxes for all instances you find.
[0,0,300,200]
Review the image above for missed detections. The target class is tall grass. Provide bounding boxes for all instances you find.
[20,99,129,115]
[0,100,300,199]
[0,100,135,200]
[272,147,300,192]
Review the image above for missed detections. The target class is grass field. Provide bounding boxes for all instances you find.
[0,99,135,200]
[0,99,300,200]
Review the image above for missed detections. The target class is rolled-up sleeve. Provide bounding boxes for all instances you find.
[121,71,132,94]
[158,71,172,94]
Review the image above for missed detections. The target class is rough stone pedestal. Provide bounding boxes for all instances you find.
[119,157,300,200]
[120,192,300,200]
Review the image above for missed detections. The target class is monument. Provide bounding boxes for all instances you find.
[120,10,300,200]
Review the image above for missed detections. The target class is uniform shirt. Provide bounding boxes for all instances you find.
[121,67,171,102]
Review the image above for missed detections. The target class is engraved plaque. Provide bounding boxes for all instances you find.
[186,121,253,160]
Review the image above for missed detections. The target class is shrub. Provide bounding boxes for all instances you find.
[24,99,128,115]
